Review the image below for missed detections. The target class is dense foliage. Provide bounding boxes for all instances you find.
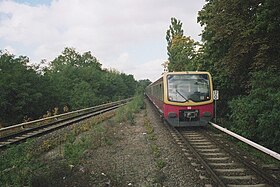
[166,18,198,71]
[229,68,280,150]
[0,48,140,127]
[166,1,280,151]
[0,52,53,125]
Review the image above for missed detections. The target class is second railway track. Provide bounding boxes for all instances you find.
[166,125,279,186]
[0,98,132,149]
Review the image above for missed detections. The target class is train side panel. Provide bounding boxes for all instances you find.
[147,94,164,114]
[145,77,164,114]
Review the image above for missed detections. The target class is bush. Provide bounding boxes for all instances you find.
[229,68,280,152]
[115,94,144,124]
[64,132,92,164]
[0,140,42,186]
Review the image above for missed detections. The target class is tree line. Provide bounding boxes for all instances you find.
[166,0,280,152]
[0,48,151,127]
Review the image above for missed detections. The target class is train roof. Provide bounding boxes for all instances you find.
[163,71,211,75]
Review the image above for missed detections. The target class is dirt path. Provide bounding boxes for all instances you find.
[34,99,203,186]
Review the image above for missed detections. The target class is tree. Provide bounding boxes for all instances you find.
[0,51,48,125]
[0,47,139,126]
[197,0,280,97]
[197,0,263,115]
[44,48,104,109]
[229,68,280,152]
[44,48,138,110]
[166,17,198,71]
[166,17,184,47]
[99,69,137,102]
[137,79,152,95]
[197,0,280,149]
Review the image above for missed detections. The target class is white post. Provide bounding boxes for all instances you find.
[213,90,219,123]
[214,100,217,123]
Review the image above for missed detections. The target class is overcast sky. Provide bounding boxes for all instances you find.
[0,0,205,81]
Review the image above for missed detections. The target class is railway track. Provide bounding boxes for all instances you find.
[0,98,132,149]
[145,96,279,186]
[166,125,280,186]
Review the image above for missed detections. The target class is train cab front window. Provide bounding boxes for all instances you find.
[167,74,210,102]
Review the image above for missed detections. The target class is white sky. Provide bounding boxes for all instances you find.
[0,0,205,81]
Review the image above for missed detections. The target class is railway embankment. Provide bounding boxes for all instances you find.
[1,97,279,186]
[0,97,202,186]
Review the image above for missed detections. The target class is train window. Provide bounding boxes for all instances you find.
[167,74,210,102]
[160,84,163,100]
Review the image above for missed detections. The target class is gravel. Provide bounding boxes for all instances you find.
[34,99,205,186]
[144,99,204,187]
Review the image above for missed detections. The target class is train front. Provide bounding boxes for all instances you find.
[163,72,214,127]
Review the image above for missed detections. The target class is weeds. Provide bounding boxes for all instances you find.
[0,109,116,186]
[64,142,86,164]
[63,131,88,164]
[156,159,166,169]
[0,140,43,187]
[115,94,144,124]
[1,96,144,186]
[143,109,166,185]
[63,122,116,165]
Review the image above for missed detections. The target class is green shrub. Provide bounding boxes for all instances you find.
[0,140,42,186]
[64,132,92,164]
[229,68,280,152]
[115,94,144,123]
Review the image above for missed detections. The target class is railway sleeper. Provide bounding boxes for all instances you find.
[209,162,239,167]
[191,142,212,145]
[200,152,226,156]
[187,138,209,142]
[196,148,220,152]
[206,157,230,161]
[195,145,217,149]
[221,175,260,184]
[214,168,246,173]
[227,184,270,187]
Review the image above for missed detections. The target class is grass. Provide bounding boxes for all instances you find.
[59,95,147,186]
[143,111,166,168]
[0,140,43,187]
[0,107,117,186]
[0,95,148,186]
[143,109,166,185]
[115,94,144,124]
[63,133,89,164]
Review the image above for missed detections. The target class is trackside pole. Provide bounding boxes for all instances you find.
[213,90,219,123]
[215,100,217,123]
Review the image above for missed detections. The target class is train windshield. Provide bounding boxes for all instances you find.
[167,74,211,102]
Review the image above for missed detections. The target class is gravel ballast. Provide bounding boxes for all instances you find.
[32,99,205,186]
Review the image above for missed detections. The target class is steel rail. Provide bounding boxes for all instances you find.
[202,127,280,187]
[149,98,280,186]
[0,98,132,138]
[0,99,132,148]
[145,97,226,186]
[1,104,123,148]
[167,125,227,187]
[209,122,280,161]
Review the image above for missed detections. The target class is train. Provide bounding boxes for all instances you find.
[145,71,214,127]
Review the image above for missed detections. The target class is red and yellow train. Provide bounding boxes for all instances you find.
[146,71,214,127]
